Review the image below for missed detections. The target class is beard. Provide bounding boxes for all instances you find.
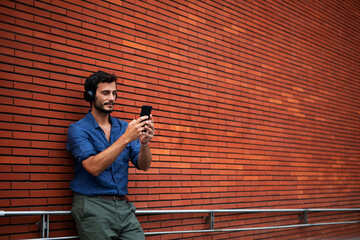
[94,99,115,113]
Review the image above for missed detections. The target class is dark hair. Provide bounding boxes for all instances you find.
[83,71,117,102]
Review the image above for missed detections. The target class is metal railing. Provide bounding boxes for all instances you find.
[1,208,360,239]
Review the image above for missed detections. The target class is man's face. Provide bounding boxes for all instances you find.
[93,81,117,114]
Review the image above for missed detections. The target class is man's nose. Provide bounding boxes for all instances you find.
[110,92,117,101]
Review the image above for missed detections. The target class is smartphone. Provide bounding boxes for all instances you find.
[140,105,152,132]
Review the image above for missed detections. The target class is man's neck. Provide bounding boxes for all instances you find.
[90,108,110,126]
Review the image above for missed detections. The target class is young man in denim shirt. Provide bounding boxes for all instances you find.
[67,71,155,240]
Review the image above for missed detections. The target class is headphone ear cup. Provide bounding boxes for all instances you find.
[84,74,97,102]
[84,90,95,102]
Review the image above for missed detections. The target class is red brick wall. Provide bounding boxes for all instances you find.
[1,0,360,239]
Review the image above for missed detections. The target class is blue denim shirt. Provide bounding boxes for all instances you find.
[67,111,140,196]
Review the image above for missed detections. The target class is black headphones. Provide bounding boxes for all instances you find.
[83,74,97,102]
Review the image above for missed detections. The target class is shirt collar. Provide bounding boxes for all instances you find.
[109,114,120,128]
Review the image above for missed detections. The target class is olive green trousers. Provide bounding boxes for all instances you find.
[71,193,145,240]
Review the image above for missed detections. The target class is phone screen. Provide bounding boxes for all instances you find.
[140,105,152,117]
[140,105,152,132]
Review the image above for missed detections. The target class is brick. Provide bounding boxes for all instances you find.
[30,189,72,198]
[0,199,11,208]
[11,198,48,207]
[12,148,49,157]
[12,116,48,126]
[30,173,72,181]
[0,138,30,148]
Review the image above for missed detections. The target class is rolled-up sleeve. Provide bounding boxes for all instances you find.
[67,124,96,164]
[129,139,141,169]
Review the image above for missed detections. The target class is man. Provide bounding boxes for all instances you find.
[67,70,154,240]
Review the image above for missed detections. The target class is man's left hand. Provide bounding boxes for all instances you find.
[139,114,155,145]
